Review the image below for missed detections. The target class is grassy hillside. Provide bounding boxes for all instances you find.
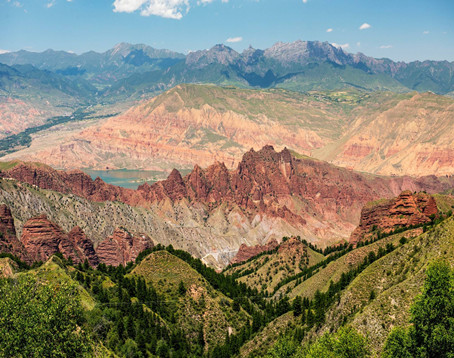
[0,246,266,357]
[274,230,418,300]
[1,210,453,357]
[325,216,454,354]
[276,62,408,93]
[225,237,325,295]
[130,250,250,349]
[240,213,454,357]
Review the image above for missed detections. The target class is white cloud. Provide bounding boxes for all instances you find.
[326,28,333,33]
[0,49,11,54]
[7,0,23,7]
[302,0,308,3]
[359,23,371,30]
[331,42,349,50]
[41,0,72,7]
[380,45,392,49]
[226,36,242,43]
[113,0,226,19]
[423,30,429,34]
[356,42,361,47]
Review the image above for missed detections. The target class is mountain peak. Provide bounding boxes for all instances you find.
[185,43,239,68]
[264,40,350,65]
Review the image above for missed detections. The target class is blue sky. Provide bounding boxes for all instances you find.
[1,0,453,62]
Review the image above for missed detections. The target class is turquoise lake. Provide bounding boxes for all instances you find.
[83,169,166,189]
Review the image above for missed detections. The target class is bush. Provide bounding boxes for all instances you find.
[302,326,370,358]
[382,327,412,358]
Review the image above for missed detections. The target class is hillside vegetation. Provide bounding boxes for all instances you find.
[0,209,453,357]
[243,215,454,357]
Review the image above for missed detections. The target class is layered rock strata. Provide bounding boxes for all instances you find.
[350,191,439,245]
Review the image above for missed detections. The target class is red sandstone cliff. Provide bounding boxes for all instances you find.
[66,226,99,267]
[20,214,100,265]
[230,238,279,264]
[0,206,153,267]
[96,228,154,267]
[350,191,439,245]
[0,204,31,263]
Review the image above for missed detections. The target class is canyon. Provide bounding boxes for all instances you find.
[1,146,453,268]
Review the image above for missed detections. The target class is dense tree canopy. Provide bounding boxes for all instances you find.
[0,275,92,357]
[383,260,454,358]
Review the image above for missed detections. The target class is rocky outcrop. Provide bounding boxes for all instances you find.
[65,226,99,266]
[230,238,279,264]
[350,191,439,245]
[2,146,454,253]
[0,257,18,278]
[0,162,149,207]
[0,204,16,237]
[278,237,308,255]
[0,204,31,263]
[0,207,154,266]
[96,228,154,267]
[20,214,99,265]
[20,214,65,262]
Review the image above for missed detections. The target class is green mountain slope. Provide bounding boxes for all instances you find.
[130,250,250,349]
[241,215,454,357]
[225,237,325,295]
[329,217,454,354]
[0,63,96,101]
[0,43,185,89]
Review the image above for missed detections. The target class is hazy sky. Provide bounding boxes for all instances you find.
[1,0,453,62]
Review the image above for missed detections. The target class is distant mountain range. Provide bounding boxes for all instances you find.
[0,43,184,90]
[1,41,454,100]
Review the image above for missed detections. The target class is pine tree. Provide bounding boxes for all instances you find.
[126,315,135,339]
[178,280,186,295]
[293,296,302,317]
[306,309,315,328]
[409,260,454,357]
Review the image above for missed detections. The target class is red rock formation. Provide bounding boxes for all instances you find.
[20,214,65,262]
[350,191,439,245]
[2,146,454,248]
[95,228,154,267]
[20,214,99,265]
[0,205,16,236]
[138,145,453,228]
[65,226,99,266]
[0,163,148,207]
[0,204,31,263]
[230,238,279,264]
[0,206,154,267]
